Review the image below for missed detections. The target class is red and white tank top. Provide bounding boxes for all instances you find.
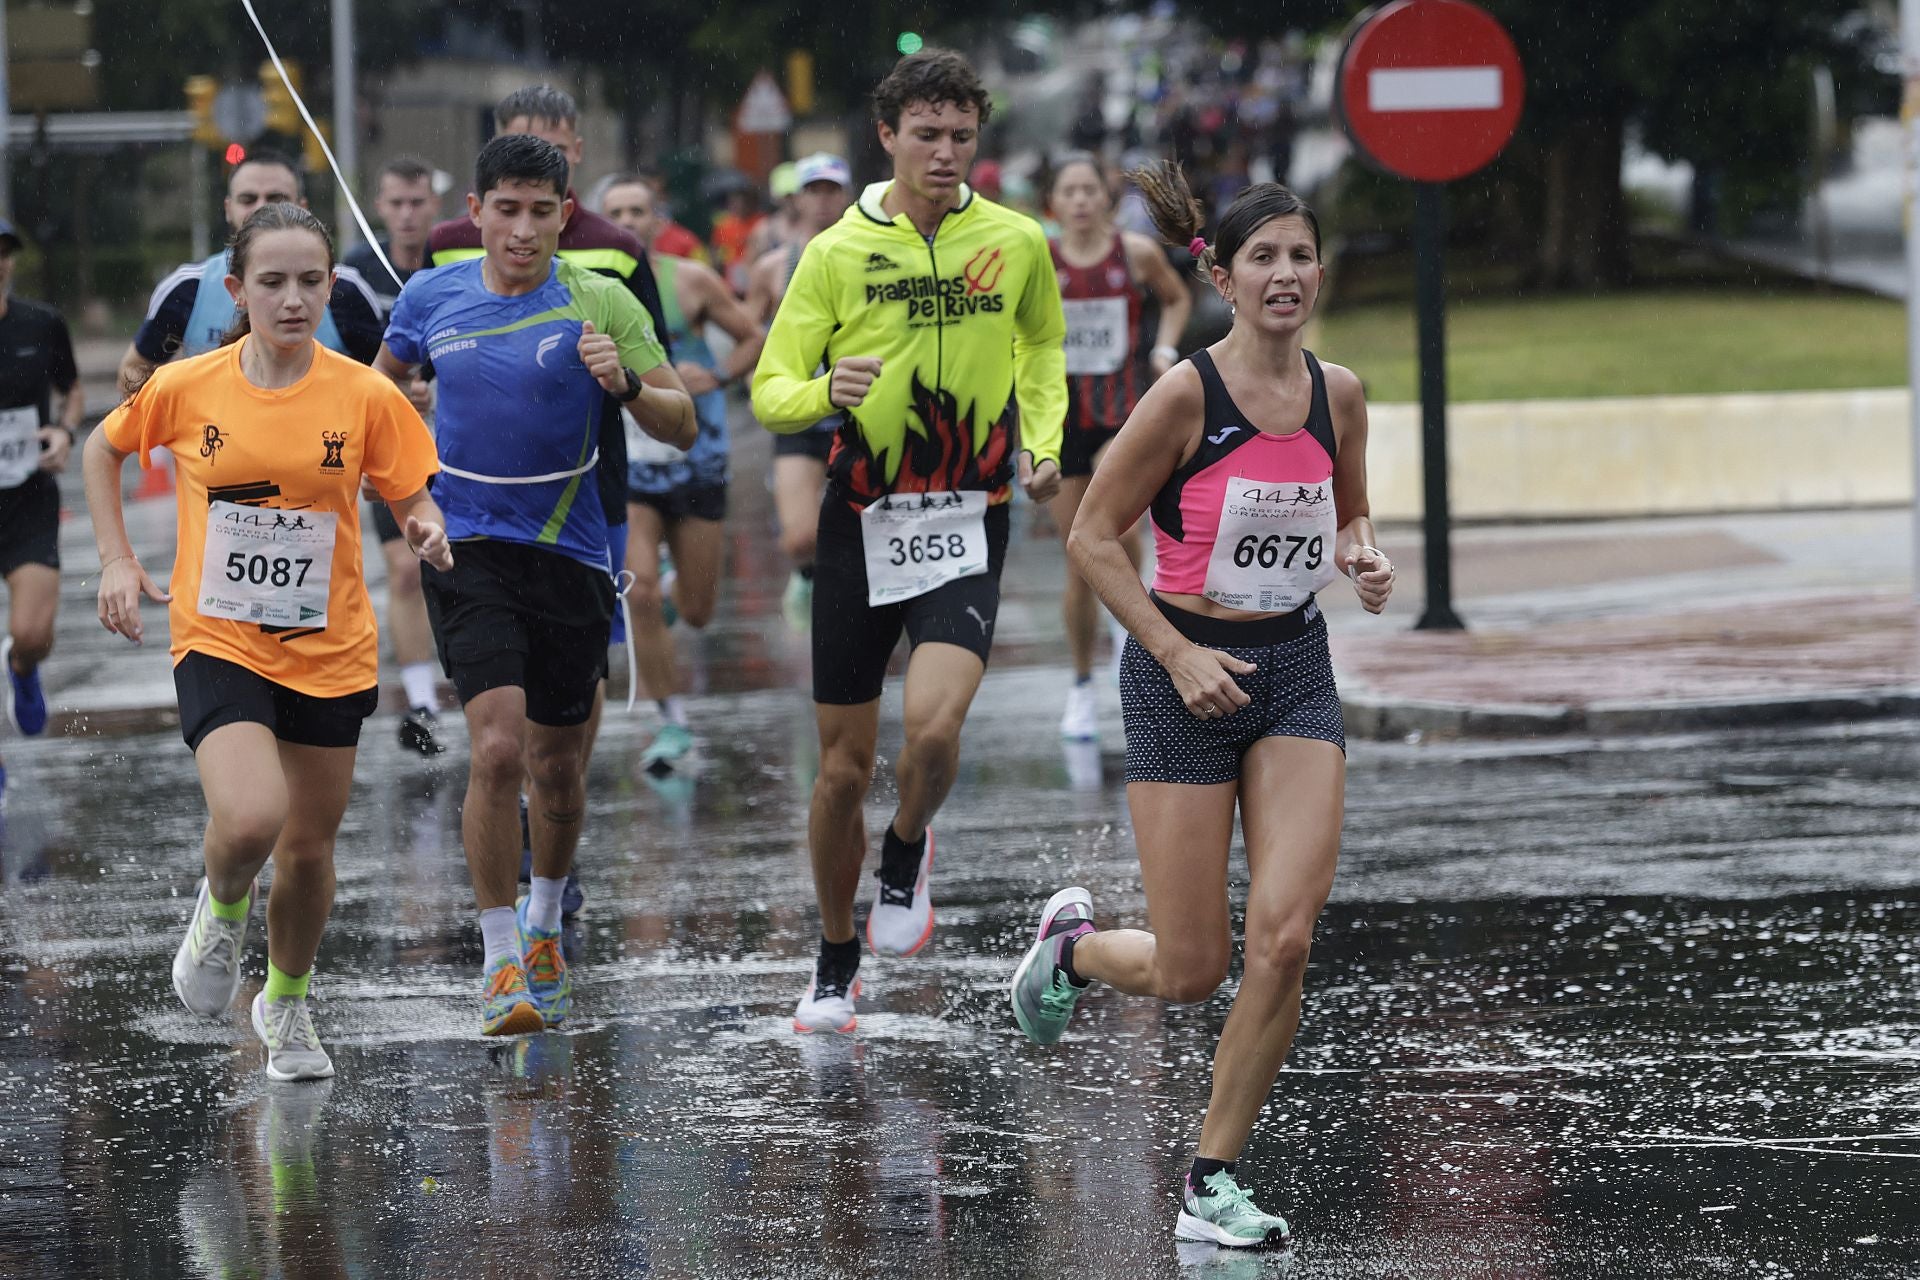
[1050,234,1151,432]
[1151,348,1339,615]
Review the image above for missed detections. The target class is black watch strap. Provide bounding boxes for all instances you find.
[618,367,643,403]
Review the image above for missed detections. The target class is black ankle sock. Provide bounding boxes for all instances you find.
[1189,1157,1236,1191]
[878,825,926,888]
[1060,932,1089,988]
[817,935,860,987]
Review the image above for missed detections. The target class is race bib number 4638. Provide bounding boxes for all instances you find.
[198,500,337,628]
[860,491,989,607]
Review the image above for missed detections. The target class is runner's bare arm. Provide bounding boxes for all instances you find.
[694,264,768,387]
[579,322,697,450]
[1125,231,1193,377]
[373,344,418,388]
[1068,365,1205,661]
[385,486,455,572]
[744,251,782,326]
[82,429,171,643]
[1324,360,1392,613]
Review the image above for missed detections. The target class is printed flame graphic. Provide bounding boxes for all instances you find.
[832,372,1014,499]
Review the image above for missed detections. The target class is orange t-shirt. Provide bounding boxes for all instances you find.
[101,341,439,698]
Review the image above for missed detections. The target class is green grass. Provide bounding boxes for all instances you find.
[1316,287,1908,403]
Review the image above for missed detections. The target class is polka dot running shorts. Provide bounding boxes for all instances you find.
[1121,595,1346,785]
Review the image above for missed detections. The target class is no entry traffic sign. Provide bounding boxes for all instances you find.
[1337,0,1524,183]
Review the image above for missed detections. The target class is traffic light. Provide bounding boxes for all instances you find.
[896,32,923,55]
[259,60,302,135]
[185,75,220,146]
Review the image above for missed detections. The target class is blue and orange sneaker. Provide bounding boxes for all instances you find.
[480,955,542,1038]
[515,896,571,1027]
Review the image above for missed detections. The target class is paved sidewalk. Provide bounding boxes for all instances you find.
[20,414,1919,744]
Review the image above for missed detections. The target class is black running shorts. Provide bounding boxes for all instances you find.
[810,494,1010,706]
[421,539,613,727]
[1058,424,1122,480]
[0,471,60,575]
[174,650,377,752]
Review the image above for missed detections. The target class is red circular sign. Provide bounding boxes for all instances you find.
[1337,0,1524,183]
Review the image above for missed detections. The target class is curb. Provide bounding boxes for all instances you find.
[1340,686,1920,741]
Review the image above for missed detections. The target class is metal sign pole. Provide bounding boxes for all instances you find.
[1413,180,1464,630]
[1906,0,1920,600]
[331,0,358,252]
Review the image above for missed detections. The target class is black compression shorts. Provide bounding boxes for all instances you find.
[810,494,1010,705]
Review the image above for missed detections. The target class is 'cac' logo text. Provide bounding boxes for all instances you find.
[320,431,347,471]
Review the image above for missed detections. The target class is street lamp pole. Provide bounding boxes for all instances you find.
[331,0,357,252]
[1906,0,1920,599]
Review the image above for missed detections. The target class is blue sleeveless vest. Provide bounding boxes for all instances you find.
[181,250,345,357]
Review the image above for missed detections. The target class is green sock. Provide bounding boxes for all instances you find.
[208,888,249,922]
[264,961,310,1001]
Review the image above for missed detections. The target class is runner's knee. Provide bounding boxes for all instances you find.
[1240,920,1313,987]
[467,727,525,792]
[525,744,585,796]
[386,552,421,594]
[815,742,875,804]
[8,626,52,667]
[1155,943,1231,1004]
[211,799,287,857]
[779,525,815,564]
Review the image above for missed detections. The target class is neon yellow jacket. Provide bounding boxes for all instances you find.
[751,181,1067,506]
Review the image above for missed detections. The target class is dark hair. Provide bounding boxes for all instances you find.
[1130,160,1320,278]
[495,84,577,132]
[474,133,569,200]
[377,154,434,186]
[873,49,993,131]
[1045,151,1110,205]
[218,203,336,349]
[230,150,303,198]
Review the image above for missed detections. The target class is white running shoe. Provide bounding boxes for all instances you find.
[172,878,253,1017]
[867,828,935,957]
[1059,681,1099,741]
[251,991,335,1082]
[792,972,862,1034]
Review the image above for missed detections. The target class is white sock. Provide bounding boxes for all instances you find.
[479,907,518,970]
[527,876,566,933]
[658,696,688,728]
[400,662,439,713]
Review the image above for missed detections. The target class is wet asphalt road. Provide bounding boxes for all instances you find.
[1,417,1917,1276]
[4,676,1919,1277]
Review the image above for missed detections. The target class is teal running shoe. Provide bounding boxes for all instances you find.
[1009,886,1095,1045]
[782,570,813,632]
[515,896,571,1027]
[1174,1170,1292,1249]
[641,721,695,774]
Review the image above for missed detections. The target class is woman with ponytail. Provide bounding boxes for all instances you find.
[1010,163,1394,1248]
[84,204,449,1082]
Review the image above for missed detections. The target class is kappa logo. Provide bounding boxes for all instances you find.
[865,252,900,272]
[1206,426,1241,446]
[535,333,563,367]
[320,431,347,471]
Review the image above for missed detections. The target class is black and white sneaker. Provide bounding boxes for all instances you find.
[398,707,446,756]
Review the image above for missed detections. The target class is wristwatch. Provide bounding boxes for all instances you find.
[618,367,643,402]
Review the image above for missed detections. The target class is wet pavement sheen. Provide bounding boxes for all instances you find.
[6,422,1920,1277]
[4,690,1919,1277]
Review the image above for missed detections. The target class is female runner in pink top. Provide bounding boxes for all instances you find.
[1009,163,1395,1249]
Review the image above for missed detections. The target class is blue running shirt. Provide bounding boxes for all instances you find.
[385,257,666,570]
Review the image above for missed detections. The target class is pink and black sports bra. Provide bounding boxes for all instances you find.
[1150,348,1340,615]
